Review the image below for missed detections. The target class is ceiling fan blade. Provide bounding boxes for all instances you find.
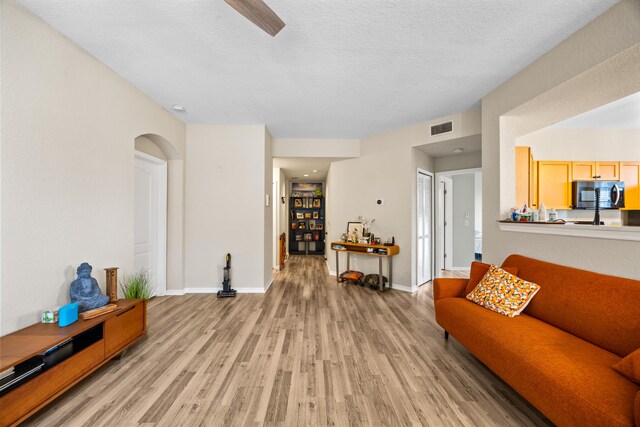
[225,0,285,37]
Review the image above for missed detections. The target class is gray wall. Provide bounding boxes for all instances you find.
[435,151,481,172]
[452,174,476,267]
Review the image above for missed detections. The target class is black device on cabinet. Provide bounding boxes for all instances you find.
[289,197,325,255]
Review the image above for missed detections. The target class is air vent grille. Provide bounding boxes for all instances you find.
[431,121,453,136]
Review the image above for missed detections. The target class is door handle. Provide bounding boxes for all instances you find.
[612,184,620,206]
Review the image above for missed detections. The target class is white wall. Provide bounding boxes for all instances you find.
[1,2,186,334]
[326,145,414,291]
[273,138,360,158]
[482,0,640,279]
[264,129,273,288]
[517,128,640,161]
[185,125,271,292]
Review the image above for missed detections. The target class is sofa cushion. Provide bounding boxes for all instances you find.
[466,265,540,317]
[501,255,640,357]
[463,262,519,296]
[435,297,639,427]
[614,348,640,384]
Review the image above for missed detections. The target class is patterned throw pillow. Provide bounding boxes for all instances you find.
[466,265,540,317]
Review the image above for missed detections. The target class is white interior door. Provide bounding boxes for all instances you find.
[134,151,167,296]
[417,171,433,285]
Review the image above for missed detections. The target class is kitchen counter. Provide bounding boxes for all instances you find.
[498,220,640,242]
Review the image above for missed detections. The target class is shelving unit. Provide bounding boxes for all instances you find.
[289,196,325,255]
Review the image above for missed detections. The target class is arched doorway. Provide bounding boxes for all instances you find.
[134,134,183,296]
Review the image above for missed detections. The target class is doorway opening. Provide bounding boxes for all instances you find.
[134,151,167,296]
[133,133,182,296]
[436,168,482,276]
[417,169,434,287]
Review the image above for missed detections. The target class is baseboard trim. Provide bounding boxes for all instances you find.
[390,284,413,293]
[264,277,274,293]
[166,286,267,295]
[447,266,470,271]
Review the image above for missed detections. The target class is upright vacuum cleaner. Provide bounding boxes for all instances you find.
[217,253,237,298]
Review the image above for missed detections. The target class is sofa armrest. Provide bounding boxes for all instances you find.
[635,391,640,427]
[433,278,468,302]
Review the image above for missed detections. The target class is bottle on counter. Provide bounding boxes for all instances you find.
[548,208,557,222]
[531,210,539,222]
[539,204,547,222]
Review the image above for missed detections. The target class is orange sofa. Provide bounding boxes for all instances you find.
[434,255,640,427]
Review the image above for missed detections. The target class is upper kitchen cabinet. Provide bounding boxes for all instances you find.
[571,161,620,181]
[620,162,640,210]
[538,161,572,210]
[571,162,597,180]
[595,162,619,181]
[515,146,538,208]
[515,146,530,207]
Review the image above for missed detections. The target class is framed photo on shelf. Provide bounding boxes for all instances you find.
[296,212,304,219]
[312,198,321,208]
[312,211,319,219]
[313,232,320,241]
[295,234,302,241]
[316,223,324,230]
[304,212,312,219]
[304,232,312,241]
[291,222,297,230]
[347,222,363,239]
[298,221,306,229]
[294,198,303,208]
[309,220,316,230]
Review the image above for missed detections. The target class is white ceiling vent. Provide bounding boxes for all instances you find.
[430,121,453,136]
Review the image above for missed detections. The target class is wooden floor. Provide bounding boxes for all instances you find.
[26,256,550,426]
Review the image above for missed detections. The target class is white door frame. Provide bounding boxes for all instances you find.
[134,150,167,296]
[436,175,453,272]
[435,167,482,274]
[416,168,434,286]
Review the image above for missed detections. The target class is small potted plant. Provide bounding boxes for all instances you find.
[119,271,155,300]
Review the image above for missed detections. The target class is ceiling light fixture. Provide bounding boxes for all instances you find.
[312,170,318,173]
[172,104,186,113]
[303,174,309,177]
[454,148,464,153]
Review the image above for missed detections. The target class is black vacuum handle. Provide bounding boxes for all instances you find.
[226,253,231,268]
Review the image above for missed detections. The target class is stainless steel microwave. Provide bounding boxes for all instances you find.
[572,181,625,209]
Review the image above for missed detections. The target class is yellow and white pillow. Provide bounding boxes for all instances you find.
[466,265,540,317]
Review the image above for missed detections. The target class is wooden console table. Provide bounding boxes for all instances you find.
[0,299,146,426]
[330,242,400,291]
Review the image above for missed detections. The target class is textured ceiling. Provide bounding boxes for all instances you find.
[552,91,640,129]
[18,0,618,138]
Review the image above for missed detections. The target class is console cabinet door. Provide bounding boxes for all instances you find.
[538,161,572,210]
[104,302,144,356]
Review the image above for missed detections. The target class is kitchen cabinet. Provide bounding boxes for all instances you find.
[530,153,538,209]
[620,162,640,210]
[515,147,530,207]
[596,162,619,180]
[538,161,572,209]
[571,161,619,181]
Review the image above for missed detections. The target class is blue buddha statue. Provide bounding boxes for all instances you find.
[70,262,109,312]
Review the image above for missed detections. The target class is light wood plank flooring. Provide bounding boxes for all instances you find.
[26,256,550,426]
